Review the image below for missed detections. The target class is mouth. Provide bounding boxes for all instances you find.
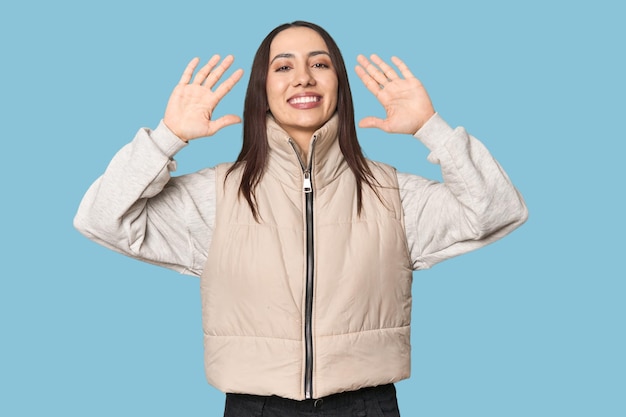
[288,95,322,105]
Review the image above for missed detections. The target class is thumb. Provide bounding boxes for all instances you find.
[358,116,385,130]
[209,114,242,133]
[217,114,242,128]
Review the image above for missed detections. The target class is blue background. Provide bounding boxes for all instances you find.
[1,0,624,416]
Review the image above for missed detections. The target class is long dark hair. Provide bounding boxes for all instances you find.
[227,21,379,220]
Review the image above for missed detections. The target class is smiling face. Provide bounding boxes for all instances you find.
[266,26,339,150]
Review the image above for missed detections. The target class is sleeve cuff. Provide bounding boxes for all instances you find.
[413,113,455,151]
[151,120,188,158]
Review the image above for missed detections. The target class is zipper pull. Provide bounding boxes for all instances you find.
[303,170,312,193]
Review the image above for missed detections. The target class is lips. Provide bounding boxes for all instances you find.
[288,95,321,105]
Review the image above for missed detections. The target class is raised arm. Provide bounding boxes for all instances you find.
[74,56,243,275]
[355,54,528,270]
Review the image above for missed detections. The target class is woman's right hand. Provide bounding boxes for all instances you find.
[163,55,244,142]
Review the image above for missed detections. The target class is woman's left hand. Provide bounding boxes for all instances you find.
[355,54,435,134]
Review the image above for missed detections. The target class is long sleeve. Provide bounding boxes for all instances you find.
[73,121,216,277]
[399,113,528,270]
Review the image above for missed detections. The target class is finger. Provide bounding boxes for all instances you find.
[356,53,370,68]
[213,67,244,99]
[390,56,415,79]
[192,55,221,85]
[178,57,200,85]
[355,63,383,97]
[370,54,400,81]
[356,54,388,87]
[203,55,237,90]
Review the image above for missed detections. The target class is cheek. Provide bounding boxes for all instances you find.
[267,95,283,115]
[326,81,339,110]
[324,75,339,97]
[266,78,286,105]
[265,91,278,113]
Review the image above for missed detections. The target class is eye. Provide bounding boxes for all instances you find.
[312,62,330,69]
[275,65,291,72]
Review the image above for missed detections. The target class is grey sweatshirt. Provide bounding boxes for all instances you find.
[74,114,528,276]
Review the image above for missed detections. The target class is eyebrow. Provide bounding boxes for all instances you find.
[270,50,330,64]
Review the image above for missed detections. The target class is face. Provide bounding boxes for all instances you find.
[266,27,339,145]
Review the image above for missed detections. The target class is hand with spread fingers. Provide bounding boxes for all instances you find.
[163,55,244,142]
[355,54,435,135]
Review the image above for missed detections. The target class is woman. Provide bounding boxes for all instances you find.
[75,21,527,416]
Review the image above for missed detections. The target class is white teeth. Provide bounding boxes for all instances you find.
[290,96,320,104]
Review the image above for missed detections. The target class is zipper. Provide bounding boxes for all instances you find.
[289,137,316,399]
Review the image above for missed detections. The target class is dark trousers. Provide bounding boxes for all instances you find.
[223,384,401,417]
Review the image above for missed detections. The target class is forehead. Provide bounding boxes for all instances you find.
[269,27,329,55]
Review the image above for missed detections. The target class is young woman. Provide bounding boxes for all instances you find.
[75,21,527,417]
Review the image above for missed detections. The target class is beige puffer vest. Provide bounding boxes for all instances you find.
[200,114,413,400]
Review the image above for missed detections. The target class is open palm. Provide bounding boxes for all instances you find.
[355,54,435,135]
[163,55,244,142]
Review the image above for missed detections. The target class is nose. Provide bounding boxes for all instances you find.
[292,66,316,87]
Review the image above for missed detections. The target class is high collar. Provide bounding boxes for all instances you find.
[265,113,349,191]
